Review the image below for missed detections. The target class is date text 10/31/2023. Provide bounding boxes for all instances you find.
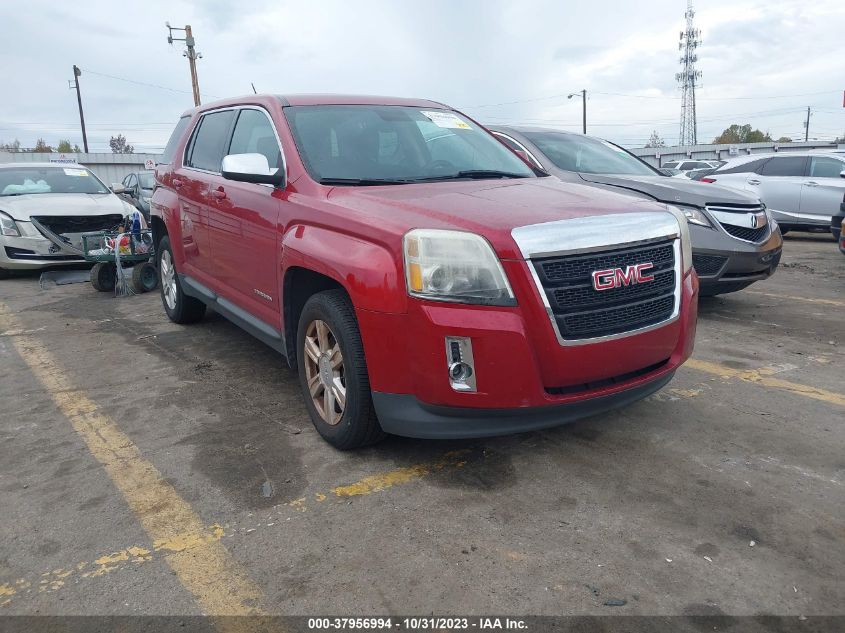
[307,618,528,630]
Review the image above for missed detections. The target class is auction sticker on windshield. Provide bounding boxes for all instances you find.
[63,168,89,177]
[421,111,472,130]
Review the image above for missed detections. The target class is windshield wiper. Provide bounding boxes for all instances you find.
[416,170,531,182]
[318,177,413,186]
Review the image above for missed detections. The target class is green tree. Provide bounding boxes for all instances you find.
[57,139,75,153]
[645,130,666,148]
[713,124,773,144]
[109,134,134,154]
[33,138,53,153]
[776,137,793,143]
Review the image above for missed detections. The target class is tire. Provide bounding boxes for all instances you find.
[90,262,116,292]
[297,289,385,449]
[0,267,9,280]
[157,235,206,324]
[131,262,158,293]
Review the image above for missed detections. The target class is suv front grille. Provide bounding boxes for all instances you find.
[704,204,770,244]
[532,238,678,341]
[722,223,769,242]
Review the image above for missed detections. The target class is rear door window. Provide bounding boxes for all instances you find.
[185,110,237,173]
[808,156,845,178]
[759,156,808,177]
[716,158,769,174]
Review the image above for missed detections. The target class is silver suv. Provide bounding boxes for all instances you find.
[704,152,845,233]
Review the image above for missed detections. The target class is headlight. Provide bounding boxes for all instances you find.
[665,207,693,274]
[0,211,20,237]
[404,229,516,306]
[674,204,713,228]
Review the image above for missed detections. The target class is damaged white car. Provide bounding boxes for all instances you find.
[0,163,136,278]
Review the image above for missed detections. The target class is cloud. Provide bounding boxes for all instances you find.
[0,0,842,151]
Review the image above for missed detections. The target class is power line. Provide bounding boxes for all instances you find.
[79,68,219,100]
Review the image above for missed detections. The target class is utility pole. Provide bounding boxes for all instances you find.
[568,90,587,134]
[166,23,202,106]
[804,106,811,141]
[69,65,89,153]
[676,0,702,146]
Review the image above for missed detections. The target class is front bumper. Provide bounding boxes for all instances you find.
[357,267,698,439]
[373,370,674,439]
[690,222,783,294]
[0,226,86,271]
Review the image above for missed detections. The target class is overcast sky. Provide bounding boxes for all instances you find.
[1,0,842,152]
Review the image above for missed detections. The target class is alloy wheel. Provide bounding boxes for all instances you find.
[303,319,346,425]
[160,250,177,310]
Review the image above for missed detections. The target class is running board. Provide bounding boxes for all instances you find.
[179,274,287,357]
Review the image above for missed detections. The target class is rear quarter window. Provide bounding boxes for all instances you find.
[160,116,191,164]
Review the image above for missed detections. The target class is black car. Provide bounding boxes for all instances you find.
[831,193,845,255]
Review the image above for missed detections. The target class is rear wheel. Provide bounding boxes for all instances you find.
[90,262,115,292]
[157,235,206,324]
[297,290,384,449]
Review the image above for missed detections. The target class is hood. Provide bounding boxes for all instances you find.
[575,172,760,208]
[0,192,133,221]
[325,177,672,259]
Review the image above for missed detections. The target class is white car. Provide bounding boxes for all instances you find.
[661,159,723,174]
[0,163,136,278]
[702,152,845,233]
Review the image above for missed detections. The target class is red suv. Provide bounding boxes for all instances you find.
[151,95,698,449]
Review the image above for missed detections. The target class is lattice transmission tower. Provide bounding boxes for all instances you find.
[676,0,702,146]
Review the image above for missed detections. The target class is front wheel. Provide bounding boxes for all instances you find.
[297,290,384,449]
[157,235,206,324]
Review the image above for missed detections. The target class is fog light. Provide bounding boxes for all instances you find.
[445,336,476,392]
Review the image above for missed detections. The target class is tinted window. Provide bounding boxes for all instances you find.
[759,156,807,177]
[161,116,191,164]
[716,158,769,174]
[126,174,137,188]
[228,109,283,170]
[186,110,236,172]
[662,161,679,168]
[284,105,532,183]
[809,156,845,178]
[522,132,657,176]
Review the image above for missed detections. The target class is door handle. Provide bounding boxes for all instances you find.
[173,178,183,188]
[805,181,819,187]
[211,188,227,200]
[747,179,761,185]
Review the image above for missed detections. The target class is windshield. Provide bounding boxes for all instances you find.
[522,132,658,176]
[284,105,534,184]
[0,166,110,196]
[138,173,155,189]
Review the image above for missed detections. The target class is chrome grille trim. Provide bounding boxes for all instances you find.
[512,213,684,347]
[705,204,770,244]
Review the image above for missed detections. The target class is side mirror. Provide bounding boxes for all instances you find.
[840,169,845,179]
[111,184,126,194]
[221,153,285,187]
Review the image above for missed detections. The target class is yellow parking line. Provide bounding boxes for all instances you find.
[1,450,474,606]
[686,359,845,407]
[0,304,265,617]
[746,290,844,307]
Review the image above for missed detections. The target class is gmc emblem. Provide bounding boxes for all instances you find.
[592,263,655,291]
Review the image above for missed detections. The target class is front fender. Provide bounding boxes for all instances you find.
[281,224,407,314]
